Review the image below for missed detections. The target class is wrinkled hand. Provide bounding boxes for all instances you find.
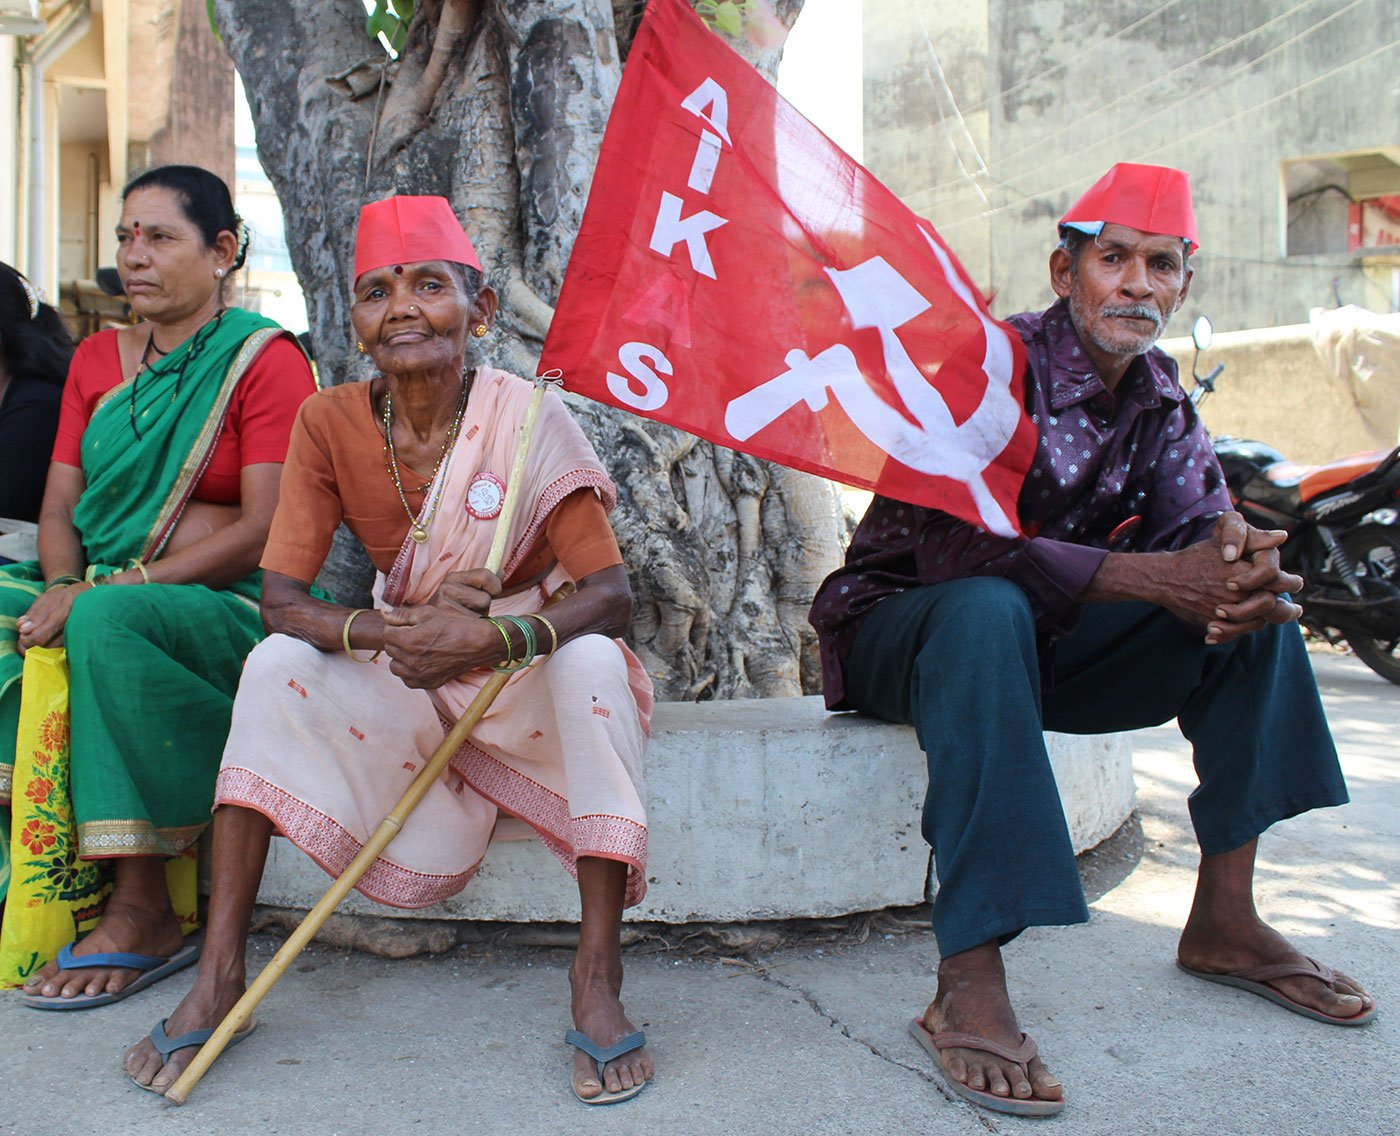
[16,583,90,653]
[381,603,504,689]
[1206,513,1303,643]
[426,569,501,616]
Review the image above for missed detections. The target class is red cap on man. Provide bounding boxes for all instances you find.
[353,194,483,282]
[1059,163,1199,253]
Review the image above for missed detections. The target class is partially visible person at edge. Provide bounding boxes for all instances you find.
[0,165,316,1000]
[809,163,1374,1119]
[0,262,72,525]
[123,195,655,1105]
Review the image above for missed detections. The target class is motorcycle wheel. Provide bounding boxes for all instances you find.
[1341,525,1400,686]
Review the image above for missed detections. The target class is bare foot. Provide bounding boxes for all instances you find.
[123,974,247,1092]
[922,942,1064,1107]
[569,961,652,1100]
[23,896,185,1002]
[1178,913,1374,1022]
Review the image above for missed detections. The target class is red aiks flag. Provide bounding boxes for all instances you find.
[539,0,1035,537]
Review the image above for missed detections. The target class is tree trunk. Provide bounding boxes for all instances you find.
[215,0,844,700]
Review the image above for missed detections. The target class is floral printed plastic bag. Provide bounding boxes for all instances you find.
[0,648,112,987]
[0,648,199,989]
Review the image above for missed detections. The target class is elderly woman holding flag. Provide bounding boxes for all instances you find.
[123,195,654,1105]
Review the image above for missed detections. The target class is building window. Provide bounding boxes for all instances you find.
[1284,151,1400,257]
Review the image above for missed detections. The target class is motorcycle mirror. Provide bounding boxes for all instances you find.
[1192,315,1213,352]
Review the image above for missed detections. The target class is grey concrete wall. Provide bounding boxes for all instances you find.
[863,0,1400,333]
[1160,325,1397,464]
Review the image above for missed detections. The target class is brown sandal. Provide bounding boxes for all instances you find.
[1176,957,1376,1026]
[908,1018,1064,1118]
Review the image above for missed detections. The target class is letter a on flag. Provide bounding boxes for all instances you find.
[539,0,1035,536]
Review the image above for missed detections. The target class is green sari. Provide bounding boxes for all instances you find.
[0,309,297,900]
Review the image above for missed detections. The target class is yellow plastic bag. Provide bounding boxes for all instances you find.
[0,648,199,988]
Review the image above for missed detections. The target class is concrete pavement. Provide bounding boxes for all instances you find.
[2,648,1395,1135]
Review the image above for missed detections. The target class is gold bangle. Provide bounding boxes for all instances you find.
[342,608,381,662]
[527,612,559,656]
[126,559,151,584]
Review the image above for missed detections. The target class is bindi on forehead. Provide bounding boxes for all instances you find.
[393,265,404,275]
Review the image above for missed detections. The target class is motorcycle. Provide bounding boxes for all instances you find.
[1188,316,1400,685]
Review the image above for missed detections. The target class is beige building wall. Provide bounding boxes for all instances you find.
[863,1,1400,333]
[0,35,18,265]
[4,0,232,308]
[1159,327,1393,466]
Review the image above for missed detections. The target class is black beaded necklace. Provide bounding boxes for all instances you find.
[128,309,225,439]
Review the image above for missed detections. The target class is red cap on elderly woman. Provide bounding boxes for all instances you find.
[353,194,483,282]
[1059,163,1199,253]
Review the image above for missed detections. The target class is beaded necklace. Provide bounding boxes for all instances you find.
[381,369,472,544]
[127,309,225,439]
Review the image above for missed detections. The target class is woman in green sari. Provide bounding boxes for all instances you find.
[0,164,316,1007]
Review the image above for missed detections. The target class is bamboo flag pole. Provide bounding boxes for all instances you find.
[166,378,553,1106]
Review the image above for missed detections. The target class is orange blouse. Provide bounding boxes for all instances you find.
[262,381,623,588]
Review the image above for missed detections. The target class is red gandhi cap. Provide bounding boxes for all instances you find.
[1059,163,1199,253]
[353,194,483,282]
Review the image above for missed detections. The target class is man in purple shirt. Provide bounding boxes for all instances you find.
[809,164,1374,1118]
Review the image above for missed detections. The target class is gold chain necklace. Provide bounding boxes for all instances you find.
[382,371,471,544]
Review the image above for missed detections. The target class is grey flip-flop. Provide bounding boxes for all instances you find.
[565,1028,648,1104]
[909,1018,1064,1118]
[1176,957,1376,1026]
[132,1016,259,1095]
[21,936,202,1010]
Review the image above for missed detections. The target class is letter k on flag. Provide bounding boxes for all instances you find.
[540,0,1035,536]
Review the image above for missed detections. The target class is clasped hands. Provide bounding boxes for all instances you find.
[1181,512,1302,645]
[379,569,507,689]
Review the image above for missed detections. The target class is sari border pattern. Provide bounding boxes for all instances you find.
[502,469,616,581]
[216,765,483,909]
[142,326,286,561]
[447,736,648,907]
[76,819,208,858]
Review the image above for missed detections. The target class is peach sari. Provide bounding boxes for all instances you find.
[215,371,652,907]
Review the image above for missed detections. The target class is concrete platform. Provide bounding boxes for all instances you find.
[254,695,1134,923]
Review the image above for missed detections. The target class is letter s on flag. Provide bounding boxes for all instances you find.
[606,342,673,412]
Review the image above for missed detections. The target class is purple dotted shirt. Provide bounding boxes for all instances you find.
[809,298,1231,710]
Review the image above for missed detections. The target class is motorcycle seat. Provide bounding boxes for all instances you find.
[1262,450,1392,502]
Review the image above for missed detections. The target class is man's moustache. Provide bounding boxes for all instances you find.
[1102,304,1163,330]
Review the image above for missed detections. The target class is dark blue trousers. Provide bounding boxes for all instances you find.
[843,577,1348,958]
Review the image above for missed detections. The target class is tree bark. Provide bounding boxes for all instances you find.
[215,0,843,699]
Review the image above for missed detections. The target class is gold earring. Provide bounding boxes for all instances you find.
[356,341,367,353]
[471,324,489,338]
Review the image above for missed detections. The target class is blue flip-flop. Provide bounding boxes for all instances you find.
[565,1028,649,1105]
[21,937,202,1010]
[132,1017,259,1095]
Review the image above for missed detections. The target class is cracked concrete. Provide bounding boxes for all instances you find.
[1,648,1395,1135]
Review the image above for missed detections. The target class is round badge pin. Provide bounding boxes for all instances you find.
[466,472,506,519]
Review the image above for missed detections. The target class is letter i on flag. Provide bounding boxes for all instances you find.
[539,0,1036,536]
